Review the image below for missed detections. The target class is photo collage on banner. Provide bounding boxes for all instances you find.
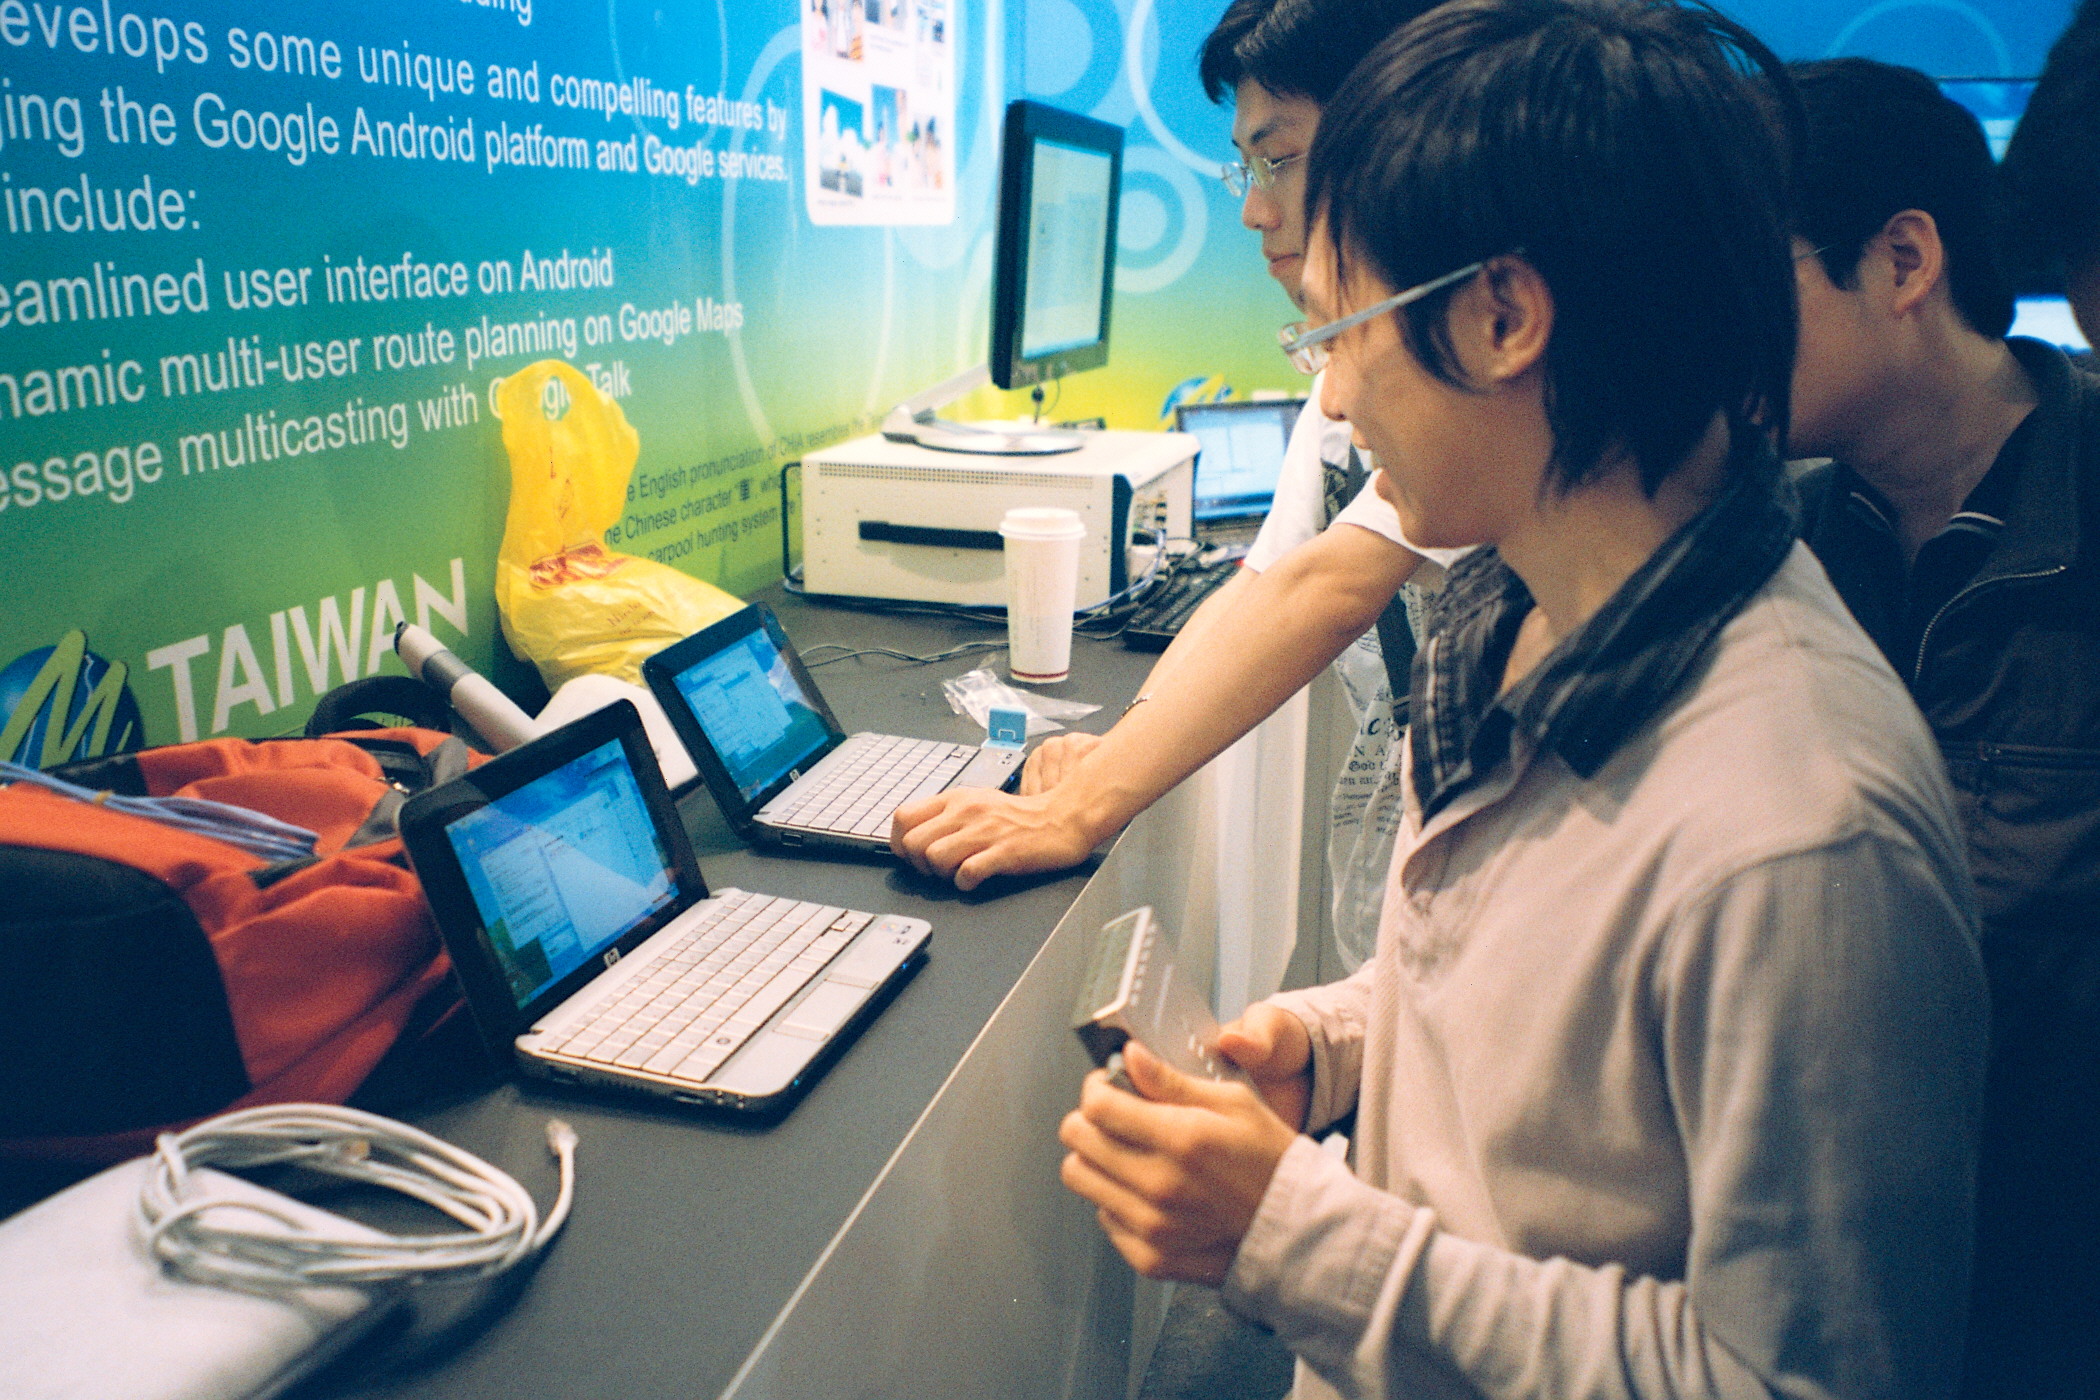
[803,0,955,223]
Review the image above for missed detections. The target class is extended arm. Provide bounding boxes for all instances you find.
[892,521,1418,887]
[1020,564,1256,794]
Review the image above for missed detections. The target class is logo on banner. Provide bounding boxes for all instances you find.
[541,374,573,421]
[1158,375,1233,424]
[0,630,146,768]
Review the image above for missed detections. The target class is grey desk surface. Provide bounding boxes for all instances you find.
[313,589,1154,1400]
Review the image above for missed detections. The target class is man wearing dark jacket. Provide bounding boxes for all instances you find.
[1788,58,2100,1399]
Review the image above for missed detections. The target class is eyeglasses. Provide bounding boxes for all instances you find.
[1220,151,1304,198]
[1277,259,1490,374]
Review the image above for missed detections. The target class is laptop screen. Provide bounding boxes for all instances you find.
[1179,401,1297,522]
[443,736,680,1011]
[667,625,834,804]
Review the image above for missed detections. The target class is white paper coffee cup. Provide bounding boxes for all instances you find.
[999,506,1086,684]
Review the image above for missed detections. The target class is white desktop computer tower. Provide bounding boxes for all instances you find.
[800,430,1196,609]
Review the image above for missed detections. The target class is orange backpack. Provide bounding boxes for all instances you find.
[0,720,482,1168]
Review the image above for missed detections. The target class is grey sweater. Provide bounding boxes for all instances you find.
[1222,544,1989,1400]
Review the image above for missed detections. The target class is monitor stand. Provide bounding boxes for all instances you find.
[880,365,1084,456]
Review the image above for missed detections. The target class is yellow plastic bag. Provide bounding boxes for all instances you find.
[494,360,742,689]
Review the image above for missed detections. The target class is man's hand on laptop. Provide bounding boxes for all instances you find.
[890,786,1105,889]
[1018,732,1103,796]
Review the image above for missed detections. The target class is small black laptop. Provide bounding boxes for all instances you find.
[1174,397,1302,548]
[1123,399,1302,653]
[643,604,1024,853]
[399,700,930,1115]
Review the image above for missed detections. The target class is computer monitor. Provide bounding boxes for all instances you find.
[881,100,1125,455]
[991,101,1124,391]
[1938,78,2034,161]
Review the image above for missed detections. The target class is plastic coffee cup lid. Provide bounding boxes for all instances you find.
[999,506,1086,540]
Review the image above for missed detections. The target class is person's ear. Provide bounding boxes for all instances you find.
[1878,209,1945,318]
[1460,255,1552,385]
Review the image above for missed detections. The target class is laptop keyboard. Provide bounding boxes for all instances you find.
[769,733,979,837]
[545,888,875,1085]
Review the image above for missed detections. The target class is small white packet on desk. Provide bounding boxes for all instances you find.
[941,668,1099,738]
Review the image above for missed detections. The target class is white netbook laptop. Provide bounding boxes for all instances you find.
[399,699,930,1116]
[643,603,1025,853]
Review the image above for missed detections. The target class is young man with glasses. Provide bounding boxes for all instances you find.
[1056,4,1987,1398]
[897,1,1462,958]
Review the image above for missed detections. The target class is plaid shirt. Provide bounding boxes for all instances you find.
[1409,436,1797,821]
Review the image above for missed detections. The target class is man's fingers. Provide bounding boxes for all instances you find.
[1059,1138,1210,1248]
[1213,1025,1272,1073]
[1077,1058,1250,1158]
[1059,1136,1166,1225]
[1060,1106,1206,1217]
[1121,1040,1243,1111]
[1216,1005,1308,1078]
[953,847,1010,892]
[889,791,958,866]
[1067,1158,1235,1286]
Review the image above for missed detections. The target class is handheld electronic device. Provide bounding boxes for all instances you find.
[399,700,931,1115]
[1071,907,1250,1092]
[642,604,1025,853]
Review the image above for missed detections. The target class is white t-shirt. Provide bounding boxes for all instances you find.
[1243,390,1365,571]
[1234,385,1466,970]
[1244,387,1470,572]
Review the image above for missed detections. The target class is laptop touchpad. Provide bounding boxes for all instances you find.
[709,1033,818,1097]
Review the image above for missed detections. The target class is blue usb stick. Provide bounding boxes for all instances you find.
[984,706,1029,750]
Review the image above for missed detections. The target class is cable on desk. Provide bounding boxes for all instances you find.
[139,1103,577,1293]
[800,639,1011,669]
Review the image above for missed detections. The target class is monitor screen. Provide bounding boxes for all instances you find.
[991,101,1124,390]
[1178,401,1298,521]
[1021,139,1116,360]
[670,626,834,804]
[443,738,679,1011]
[2011,296,2091,352]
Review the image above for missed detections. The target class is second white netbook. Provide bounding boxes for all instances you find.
[643,604,1025,853]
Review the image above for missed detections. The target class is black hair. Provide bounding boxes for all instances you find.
[2003,0,2100,285]
[1791,58,2013,339]
[1305,0,1799,495]
[1199,0,1442,107]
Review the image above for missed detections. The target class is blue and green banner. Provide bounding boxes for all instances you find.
[1,0,2072,760]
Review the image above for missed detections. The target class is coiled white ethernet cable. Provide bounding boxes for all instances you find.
[136,1104,578,1293]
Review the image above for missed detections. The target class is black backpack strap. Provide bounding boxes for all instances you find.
[306,676,454,738]
[46,751,149,796]
[1373,594,1416,729]
[339,734,474,848]
[1335,445,1417,726]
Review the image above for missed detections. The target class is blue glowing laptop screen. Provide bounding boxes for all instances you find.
[444,738,678,1011]
[1182,402,1295,522]
[672,626,833,804]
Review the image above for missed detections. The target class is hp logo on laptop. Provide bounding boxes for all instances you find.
[603,948,622,969]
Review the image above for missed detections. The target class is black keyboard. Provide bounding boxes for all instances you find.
[1122,560,1241,652]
